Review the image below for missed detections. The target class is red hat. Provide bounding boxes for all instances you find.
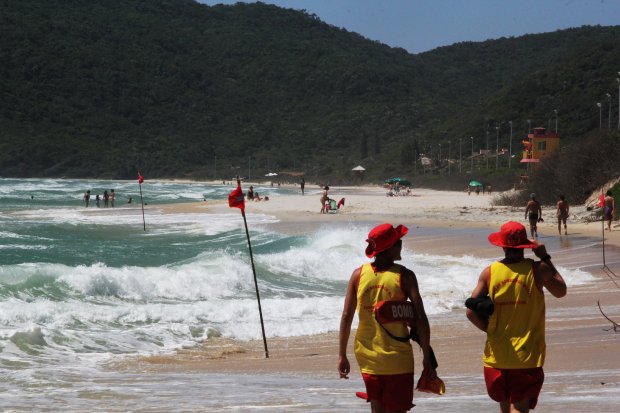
[488,221,538,249]
[365,224,408,258]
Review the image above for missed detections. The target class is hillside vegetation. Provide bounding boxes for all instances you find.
[1,0,619,201]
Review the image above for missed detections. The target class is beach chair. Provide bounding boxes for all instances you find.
[326,199,338,214]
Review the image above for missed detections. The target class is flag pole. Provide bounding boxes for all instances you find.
[138,172,146,231]
[237,177,269,358]
[602,200,606,268]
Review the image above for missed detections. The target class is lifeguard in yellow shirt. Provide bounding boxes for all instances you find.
[466,221,567,413]
[338,223,436,413]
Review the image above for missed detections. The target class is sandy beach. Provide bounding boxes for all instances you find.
[141,185,620,412]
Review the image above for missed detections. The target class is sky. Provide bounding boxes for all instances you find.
[199,0,620,53]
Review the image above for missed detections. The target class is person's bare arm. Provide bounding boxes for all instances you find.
[537,202,542,218]
[466,266,490,332]
[338,267,360,379]
[402,269,435,373]
[533,245,567,298]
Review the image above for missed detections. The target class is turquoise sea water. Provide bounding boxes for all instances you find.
[0,178,599,411]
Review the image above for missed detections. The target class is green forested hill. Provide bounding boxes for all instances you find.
[1,0,619,182]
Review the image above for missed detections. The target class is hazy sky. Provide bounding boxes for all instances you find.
[199,0,620,53]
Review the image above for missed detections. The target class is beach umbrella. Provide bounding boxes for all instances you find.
[385,178,412,186]
[385,177,403,183]
[469,180,483,187]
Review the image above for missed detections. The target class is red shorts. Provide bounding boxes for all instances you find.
[361,372,414,411]
[484,367,544,409]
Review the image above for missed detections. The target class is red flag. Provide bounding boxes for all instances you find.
[138,173,144,184]
[228,183,245,211]
[599,191,605,208]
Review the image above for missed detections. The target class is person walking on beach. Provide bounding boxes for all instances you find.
[525,193,542,238]
[604,190,615,231]
[338,223,436,413]
[83,190,91,207]
[320,186,329,213]
[556,195,569,235]
[466,221,567,413]
[300,178,305,195]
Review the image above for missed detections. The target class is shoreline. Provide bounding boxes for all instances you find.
[126,187,620,411]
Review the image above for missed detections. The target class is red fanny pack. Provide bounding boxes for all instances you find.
[374,300,416,326]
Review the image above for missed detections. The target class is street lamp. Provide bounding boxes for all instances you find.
[554,109,558,133]
[495,125,500,169]
[508,121,513,169]
[617,76,620,130]
[485,129,489,170]
[470,136,474,172]
[459,137,462,173]
[448,140,451,176]
[597,102,602,128]
[607,93,612,129]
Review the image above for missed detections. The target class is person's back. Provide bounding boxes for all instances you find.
[339,223,436,412]
[485,258,545,369]
[525,194,542,238]
[466,221,566,412]
[556,195,569,235]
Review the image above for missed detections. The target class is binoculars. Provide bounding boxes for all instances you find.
[465,296,494,318]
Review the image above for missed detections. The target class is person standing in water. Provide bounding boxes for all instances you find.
[83,190,91,207]
[110,189,116,208]
[525,193,542,238]
[300,178,305,195]
[103,190,109,208]
[556,195,569,235]
[338,223,436,413]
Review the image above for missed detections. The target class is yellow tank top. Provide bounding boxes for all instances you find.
[483,259,546,369]
[355,263,414,375]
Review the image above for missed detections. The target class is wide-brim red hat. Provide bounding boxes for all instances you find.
[488,221,538,249]
[365,223,409,258]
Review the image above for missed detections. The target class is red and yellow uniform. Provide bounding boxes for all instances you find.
[484,259,546,369]
[355,263,414,375]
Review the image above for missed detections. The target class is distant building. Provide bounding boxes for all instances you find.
[520,127,560,165]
